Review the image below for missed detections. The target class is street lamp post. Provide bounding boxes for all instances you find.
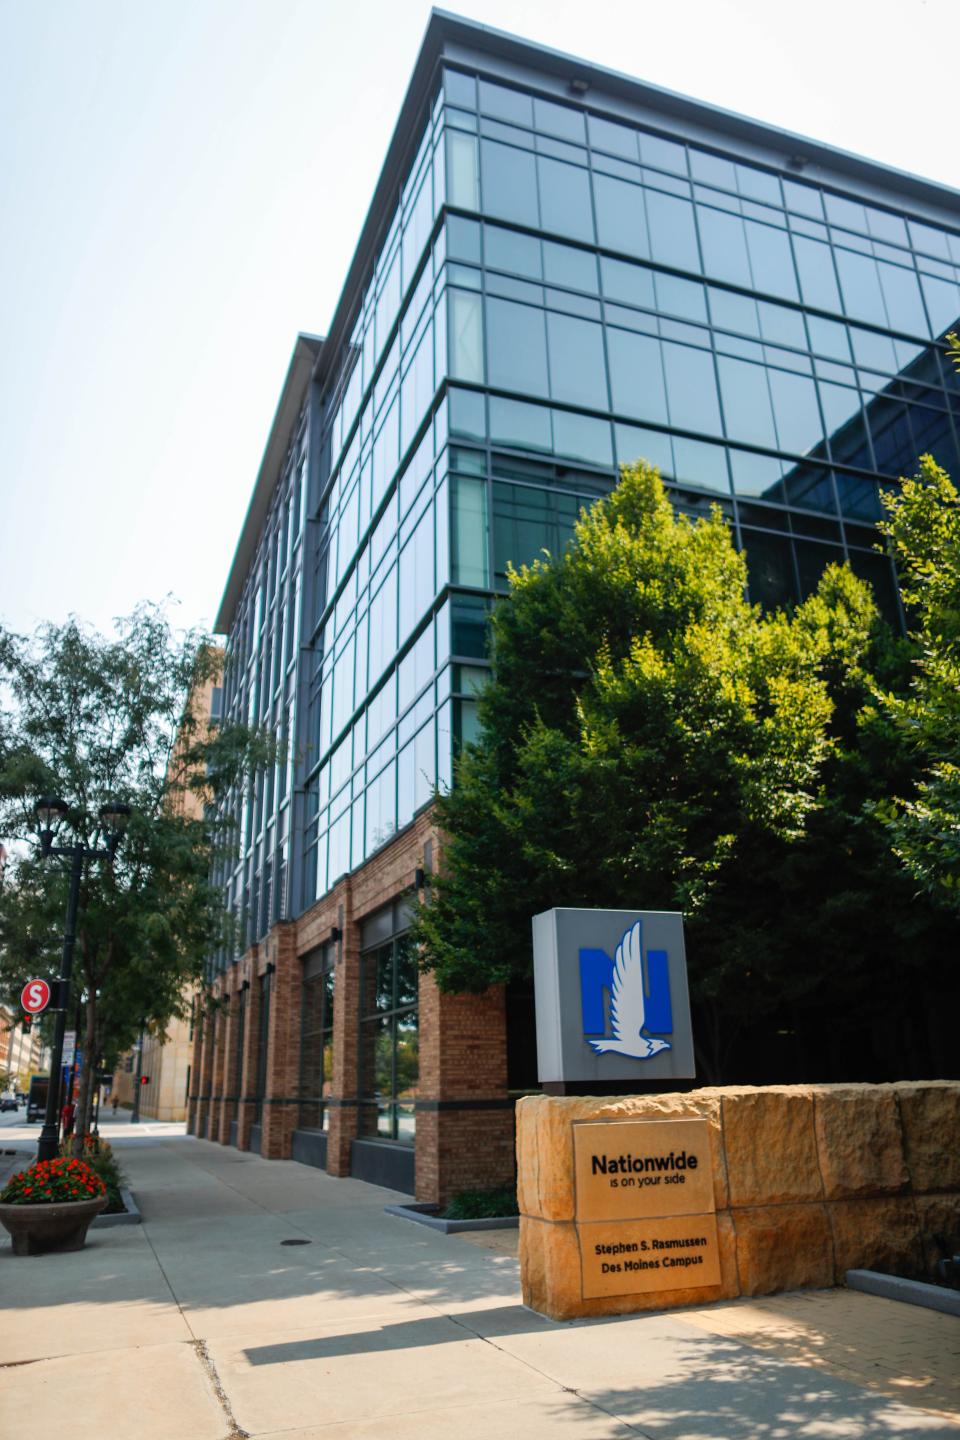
[130,1022,146,1124]
[35,797,131,1163]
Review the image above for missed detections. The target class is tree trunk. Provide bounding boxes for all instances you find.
[72,993,98,1155]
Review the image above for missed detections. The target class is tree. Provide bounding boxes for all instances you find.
[413,462,956,1080]
[874,451,960,912]
[0,604,270,1145]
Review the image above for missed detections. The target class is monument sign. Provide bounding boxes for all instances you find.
[573,1118,720,1298]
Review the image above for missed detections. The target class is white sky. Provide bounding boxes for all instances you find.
[1,0,957,640]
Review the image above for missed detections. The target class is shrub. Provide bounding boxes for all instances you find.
[442,1186,518,1221]
[72,1138,127,1214]
[0,1158,106,1206]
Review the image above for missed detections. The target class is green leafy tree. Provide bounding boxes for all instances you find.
[414,460,955,1082]
[874,450,960,912]
[0,605,271,1145]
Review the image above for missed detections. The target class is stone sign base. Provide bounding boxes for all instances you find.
[517,1082,960,1321]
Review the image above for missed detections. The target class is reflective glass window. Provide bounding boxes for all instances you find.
[794,538,844,598]
[640,132,686,175]
[452,475,489,587]
[690,150,736,190]
[593,173,649,257]
[793,235,842,313]
[601,255,655,308]
[479,79,533,127]
[909,220,951,261]
[486,296,550,397]
[543,240,598,292]
[807,315,850,360]
[920,274,960,337]
[537,155,594,242]
[698,206,751,287]
[607,328,668,424]
[447,289,484,383]
[736,163,781,206]
[743,530,798,609]
[444,70,476,109]
[552,409,613,466]
[768,368,823,456]
[875,261,928,337]
[446,130,479,210]
[534,96,585,142]
[446,214,481,263]
[646,190,700,271]
[745,220,798,300]
[480,140,539,227]
[825,193,867,234]
[866,207,908,248]
[835,248,885,322]
[547,311,608,408]
[820,382,873,471]
[490,395,553,452]
[588,114,638,159]
[485,223,542,278]
[656,272,707,323]
[782,462,836,513]
[615,422,673,474]
[672,436,731,493]
[718,355,777,448]
[662,341,723,435]
[783,180,823,219]
[493,482,581,577]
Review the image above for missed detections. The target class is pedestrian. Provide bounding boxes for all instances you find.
[111,1093,119,1116]
[61,1099,76,1139]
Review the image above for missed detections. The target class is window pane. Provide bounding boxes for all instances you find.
[552,409,613,466]
[486,296,550,397]
[543,240,598,292]
[489,395,553,451]
[768,368,823,456]
[662,342,723,435]
[793,235,842,313]
[546,311,607,408]
[588,114,638,159]
[535,96,585,142]
[877,262,927,336]
[607,328,668,423]
[448,289,484,383]
[446,129,479,210]
[835,248,885,322]
[743,530,798,610]
[538,155,594,242]
[480,139,539,226]
[601,255,654,308]
[698,206,751,287]
[479,79,533,127]
[593,174,649,258]
[745,220,799,300]
[718,356,776,448]
[485,223,541,278]
[646,190,700,272]
[452,475,489,586]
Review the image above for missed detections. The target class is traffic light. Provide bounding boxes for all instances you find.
[22,1015,32,1034]
[140,1075,150,1086]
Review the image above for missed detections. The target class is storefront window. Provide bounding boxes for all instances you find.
[358,930,419,1144]
[299,944,335,1131]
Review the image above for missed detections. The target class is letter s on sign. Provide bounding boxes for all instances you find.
[28,982,44,1009]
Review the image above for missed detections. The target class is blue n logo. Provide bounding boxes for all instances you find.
[579,927,673,1039]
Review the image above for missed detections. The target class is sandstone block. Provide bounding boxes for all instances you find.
[896,1082,960,1193]
[915,1192,960,1277]
[827,1197,923,1281]
[723,1087,822,1207]
[813,1086,908,1199]
[519,1212,738,1321]
[515,1092,726,1223]
[733,1203,834,1295]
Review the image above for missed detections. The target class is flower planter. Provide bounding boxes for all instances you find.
[0,1194,107,1256]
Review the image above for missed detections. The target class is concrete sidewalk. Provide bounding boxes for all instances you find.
[1,1127,958,1440]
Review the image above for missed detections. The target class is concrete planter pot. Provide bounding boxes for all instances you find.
[0,1194,108,1256]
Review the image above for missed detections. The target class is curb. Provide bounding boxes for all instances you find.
[92,1187,141,1228]
[385,1202,519,1234]
[846,1268,960,1318]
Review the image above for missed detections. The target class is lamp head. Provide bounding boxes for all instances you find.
[98,801,132,856]
[36,796,68,855]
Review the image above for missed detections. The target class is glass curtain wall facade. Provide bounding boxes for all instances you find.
[212,19,960,969]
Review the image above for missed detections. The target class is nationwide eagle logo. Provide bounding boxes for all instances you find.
[579,920,672,1060]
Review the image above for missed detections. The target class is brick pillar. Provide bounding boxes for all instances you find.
[216,979,241,1145]
[261,923,301,1160]
[209,995,228,1144]
[186,996,204,1134]
[415,979,514,1208]
[195,1006,215,1140]
[327,886,359,1177]
[235,949,260,1152]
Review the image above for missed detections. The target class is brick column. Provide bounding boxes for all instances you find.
[235,949,260,1152]
[327,887,359,1177]
[415,979,514,1208]
[209,995,228,1143]
[216,979,241,1145]
[186,996,204,1134]
[195,1006,216,1140]
[261,923,301,1160]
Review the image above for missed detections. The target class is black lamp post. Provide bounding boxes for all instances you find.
[35,796,131,1162]
[130,1020,146,1124]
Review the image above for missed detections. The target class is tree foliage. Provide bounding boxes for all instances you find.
[412,463,955,1079]
[0,604,271,1141]
[874,451,960,912]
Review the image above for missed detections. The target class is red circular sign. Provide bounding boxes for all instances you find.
[21,979,51,1014]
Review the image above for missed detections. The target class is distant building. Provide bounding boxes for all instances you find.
[190,13,960,1202]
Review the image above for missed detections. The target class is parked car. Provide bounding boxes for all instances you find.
[0,1091,18,1112]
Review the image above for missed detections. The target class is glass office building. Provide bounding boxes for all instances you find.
[192,13,960,1196]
